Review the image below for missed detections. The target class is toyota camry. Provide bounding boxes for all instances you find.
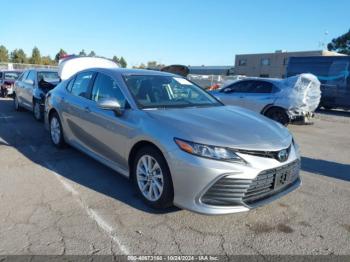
[45,68,301,215]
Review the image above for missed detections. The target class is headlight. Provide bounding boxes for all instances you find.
[174,138,245,163]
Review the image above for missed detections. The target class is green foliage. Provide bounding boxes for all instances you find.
[10,49,27,63]
[30,47,42,64]
[79,49,86,56]
[55,49,67,62]
[41,55,55,65]
[119,56,127,68]
[0,45,9,62]
[112,55,120,64]
[327,29,350,55]
[88,51,96,57]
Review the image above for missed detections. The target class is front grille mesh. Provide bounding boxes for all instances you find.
[201,160,300,206]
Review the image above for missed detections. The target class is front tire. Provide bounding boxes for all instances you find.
[49,112,65,148]
[132,146,174,209]
[33,100,43,121]
[264,107,290,126]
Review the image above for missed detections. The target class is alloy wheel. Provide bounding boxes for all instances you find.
[136,155,164,202]
[50,116,61,145]
[34,103,41,120]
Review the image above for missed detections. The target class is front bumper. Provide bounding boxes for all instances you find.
[167,145,301,215]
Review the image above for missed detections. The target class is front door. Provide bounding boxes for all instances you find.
[86,72,133,169]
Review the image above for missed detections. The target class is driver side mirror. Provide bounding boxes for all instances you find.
[24,79,34,86]
[97,98,124,116]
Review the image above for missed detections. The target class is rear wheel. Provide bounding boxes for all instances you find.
[264,107,290,126]
[49,112,65,148]
[132,146,174,209]
[14,94,22,111]
[33,100,43,121]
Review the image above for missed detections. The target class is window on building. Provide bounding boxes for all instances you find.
[238,59,247,66]
[260,74,269,78]
[261,58,270,66]
[283,57,289,65]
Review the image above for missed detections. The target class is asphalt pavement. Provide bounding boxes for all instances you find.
[0,97,349,256]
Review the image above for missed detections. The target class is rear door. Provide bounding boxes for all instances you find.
[61,71,95,149]
[240,80,277,112]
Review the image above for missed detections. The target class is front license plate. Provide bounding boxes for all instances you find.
[274,167,293,189]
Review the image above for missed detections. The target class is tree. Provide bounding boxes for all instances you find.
[30,46,41,64]
[119,56,127,68]
[55,49,67,62]
[147,61,164,69]
[79,49,86,56]
[10,49,27,63]
[41,55,55,65]
[0,45,9,62]
[88,51,96,57]
[327,29,350,55]
[112,55,120,64]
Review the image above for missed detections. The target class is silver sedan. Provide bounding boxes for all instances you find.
[45,68,301,215]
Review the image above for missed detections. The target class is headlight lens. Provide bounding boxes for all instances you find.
[174,138,245,163]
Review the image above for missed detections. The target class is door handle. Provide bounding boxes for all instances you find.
[84,106,91,113]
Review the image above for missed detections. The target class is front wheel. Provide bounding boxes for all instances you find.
[264,107,290,126]
[49,112,65,148]
[33,101,43,121]
[133,147,174,209]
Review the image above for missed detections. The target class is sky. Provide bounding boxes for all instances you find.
[0,0,349,67]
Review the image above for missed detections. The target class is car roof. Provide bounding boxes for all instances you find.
[81,67,177,77]
[23,68,58,72]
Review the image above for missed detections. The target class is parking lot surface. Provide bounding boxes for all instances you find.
[0,97,349,256]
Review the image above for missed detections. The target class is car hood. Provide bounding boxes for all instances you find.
[145,105,292,151]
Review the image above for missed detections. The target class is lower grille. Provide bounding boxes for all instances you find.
[201,160,300,206]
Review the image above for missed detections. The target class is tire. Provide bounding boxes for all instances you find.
[33,100,43,121]
[264,107,290,126]
[132,146,174,209]
[13,94,22,111]
[49,112,65,148]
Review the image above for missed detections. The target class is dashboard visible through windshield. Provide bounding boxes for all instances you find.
[123,75,222,109]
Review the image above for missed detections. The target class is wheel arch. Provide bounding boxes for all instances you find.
[128,140,168,181]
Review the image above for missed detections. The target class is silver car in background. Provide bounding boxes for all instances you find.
[45,68,301,215]
[13,69,60,121]
[211,76,320,125]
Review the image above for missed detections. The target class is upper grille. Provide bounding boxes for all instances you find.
[201,160,300,207]
[235,145,292,162]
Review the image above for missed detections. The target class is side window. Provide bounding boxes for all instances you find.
[66,77,75,92]
[91,73,126,107]
[250,81,273,93]
[70,72,94,98]
[27,71,36,83]
[0,72,3,79]
[20,71,29,81]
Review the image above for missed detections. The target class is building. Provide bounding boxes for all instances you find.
[188,66,234,76]
[234,50,344,78]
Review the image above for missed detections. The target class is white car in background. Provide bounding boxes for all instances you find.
[211,74,321,125]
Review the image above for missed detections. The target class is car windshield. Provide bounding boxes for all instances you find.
[38,71,59,82]
[123,75,222,109]
[4,72,20,80]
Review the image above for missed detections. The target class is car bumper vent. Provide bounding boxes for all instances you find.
[201,160,300,207]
